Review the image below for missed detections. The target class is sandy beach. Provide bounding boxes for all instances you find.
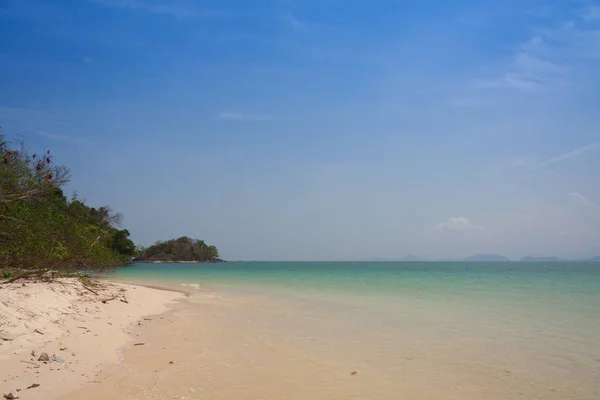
[3,267,599,400]
[0,279,183,400]
[65,277,600,400]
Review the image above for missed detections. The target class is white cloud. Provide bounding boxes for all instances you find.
[568,192,593,205]
[479,9,600,92]
[283,13,313,34]
[504,51,564,90]
[539,142,600,166]
[37,130,96,145]
[434,217,484,232]
[218,112,272,121]
[477,42,566,91]
[495,142,600,172]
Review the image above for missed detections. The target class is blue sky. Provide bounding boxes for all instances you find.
[1,0,599,260]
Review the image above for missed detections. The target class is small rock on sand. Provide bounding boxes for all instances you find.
[52,355,65,363]
[37,353,50,362]
[3,392,16,399]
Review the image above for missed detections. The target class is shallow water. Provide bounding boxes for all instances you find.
[113,261,600,399]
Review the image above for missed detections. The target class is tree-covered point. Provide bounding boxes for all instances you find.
[136,237,222,263]
[1,131,136,277]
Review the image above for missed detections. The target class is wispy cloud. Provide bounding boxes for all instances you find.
[480,50,565,91]
[283,13,313,34]
[37,130,96,145]
[217,112,272,122]
[88,0,224,18]
[479,9,600,91]
[568,192,593,205]
[495,142,600,172]
[434,217,484,232]
[539,142,600,166]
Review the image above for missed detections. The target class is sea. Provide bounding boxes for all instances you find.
[113,261,600,399]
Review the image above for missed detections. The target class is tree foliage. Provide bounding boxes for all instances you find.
[137,236,221,262]
[0,131,136,276]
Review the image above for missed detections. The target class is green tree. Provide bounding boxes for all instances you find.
[1,131,137,277]
[108,229,137,258]
[138,236,221,262]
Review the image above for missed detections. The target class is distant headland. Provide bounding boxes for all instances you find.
[520,256,600,262]
[135,236,224,263]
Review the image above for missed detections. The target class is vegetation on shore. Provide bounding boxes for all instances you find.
[0,131,136,280]
[136,236,223,263]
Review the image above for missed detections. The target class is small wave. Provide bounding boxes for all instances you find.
[180,283,201,290]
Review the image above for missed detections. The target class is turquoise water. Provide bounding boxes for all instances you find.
[115,261,600,304]
[115,261,600,323]
[114,261,600,399]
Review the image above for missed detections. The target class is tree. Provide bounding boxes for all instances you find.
[90,206,123,229]
[108,229,137,258]
[137,236,222,262]
[0,133,69,209]
[1,131,136,277]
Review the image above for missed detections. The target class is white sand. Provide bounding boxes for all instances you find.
[0,278,182,399]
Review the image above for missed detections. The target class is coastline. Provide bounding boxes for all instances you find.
[0,278,183,400]
[4,264,599,400]
[61,266,600,400]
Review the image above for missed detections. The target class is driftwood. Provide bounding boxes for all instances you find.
[1,269,49,284]
[82,285,99,296]
[101,295,118,304]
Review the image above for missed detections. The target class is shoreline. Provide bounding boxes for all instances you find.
[0,278,183,400]
[103,278,196,296]
[4,268,599,399]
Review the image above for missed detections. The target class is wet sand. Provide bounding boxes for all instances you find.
[60,284,599,400]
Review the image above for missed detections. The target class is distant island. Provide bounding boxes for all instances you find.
[520,256,600,262]
[464,254,510,262]
[136,236,224,263]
